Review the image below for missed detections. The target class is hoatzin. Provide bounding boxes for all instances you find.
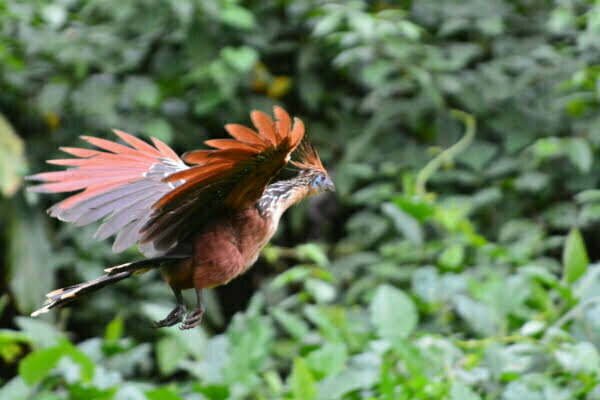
[27,107,333,329]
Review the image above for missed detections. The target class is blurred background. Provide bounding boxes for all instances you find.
[1,1,600,399]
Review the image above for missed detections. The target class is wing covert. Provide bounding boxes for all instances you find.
[140,106,305,252]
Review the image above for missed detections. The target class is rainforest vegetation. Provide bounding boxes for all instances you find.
[1,1,599,399]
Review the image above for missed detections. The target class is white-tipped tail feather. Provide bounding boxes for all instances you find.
[31,271,132,317]
[31,256,188,317]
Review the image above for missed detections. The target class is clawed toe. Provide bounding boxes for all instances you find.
[179,308,204,330]
[154,304,186,328]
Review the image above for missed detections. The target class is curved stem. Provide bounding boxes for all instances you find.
[415,110,476,197]
[542,295,600,342]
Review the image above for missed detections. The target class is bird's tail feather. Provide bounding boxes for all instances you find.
[31,256,188,317]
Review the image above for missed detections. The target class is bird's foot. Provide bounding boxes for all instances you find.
[154,304,186,328]
[179,307,204,330]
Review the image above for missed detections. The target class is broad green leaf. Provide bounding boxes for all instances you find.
[531,137,563,159]
[289,358,316,400]
[580,203,600,226]
[393,195,435,222]
[502,374,573,400]
[566,138,593,173]
[450,382,481,400]
[221,46,258,72]
[194,384,230,400]
[145,388,182,400]
[438,244,465,269]
[381,202,423,245]
[272,308,310,340]
[519,320,546,336]
[563,228,589,284]
[515,172,550,192]
[361,61,394,88]
[313,13,342,36]
[219,5,255,30]
[104,315,124,342]
[0,377,30,400]
[459,140,497,170]
[305,279,336,303]
[0,114,26,197]
[555,342,600,374]
[548,7,577,33]
[263,371,283,395]
[454,295,501,336]
[8,209,54,314]
[317,358,379,400]
[61,385,115,399]
[304,305,343,342]
[225,312,274,384]
[41,4,66,27]
[306,343,347,378]
[63,343,95,382]
[296,243,329,267]
[19,345,64,385]
[271,266,312,288]
[189,335,229,384]
[370,285,418,340]
[575,189,600,203]
[0,329,30,363]
[156,336,187,376]
[19,340,94,385]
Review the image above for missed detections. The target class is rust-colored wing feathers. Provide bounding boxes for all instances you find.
[224,123,267,146]
[140,106,305,251]
[202,139,260,152]
[154,106,304,211]
[250,110,279,143]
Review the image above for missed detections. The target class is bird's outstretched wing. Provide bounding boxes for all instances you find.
[140,106,305,252]
[27,106,304,255]
[27,130,188,254]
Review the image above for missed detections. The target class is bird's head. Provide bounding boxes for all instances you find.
[296,169,335,195]
[292,141,335,195]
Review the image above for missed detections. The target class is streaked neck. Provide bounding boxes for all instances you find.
[257,177,310,221]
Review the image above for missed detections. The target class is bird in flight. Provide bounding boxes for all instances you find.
[28,107,334,329]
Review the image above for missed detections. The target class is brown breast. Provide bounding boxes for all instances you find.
[233,207,278,268]
[184,207,277,289]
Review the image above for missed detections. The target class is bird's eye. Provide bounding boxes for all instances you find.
[312,175,325,187]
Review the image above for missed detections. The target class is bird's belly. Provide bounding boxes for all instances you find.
[189,208,276,289]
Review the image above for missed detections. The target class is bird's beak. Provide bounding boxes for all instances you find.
[324,176,335,192]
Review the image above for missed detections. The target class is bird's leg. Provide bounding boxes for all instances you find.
[180,288,205,330]
[154,287,186,328]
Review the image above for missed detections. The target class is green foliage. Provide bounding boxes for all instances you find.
[0,114,26,196]
[19,340,94,385]
[1,0,599,399]
[370,284,418,340]
[563,228,590,284]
